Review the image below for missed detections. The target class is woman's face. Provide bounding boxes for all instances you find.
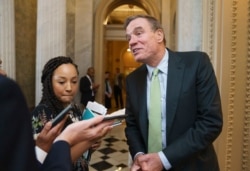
[52,63,78,106]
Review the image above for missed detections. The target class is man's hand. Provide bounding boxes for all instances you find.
[131,153,163,171]
[93,83,100,92]
[131,153,145,171]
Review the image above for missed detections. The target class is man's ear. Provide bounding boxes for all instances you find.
[155,29,164,43]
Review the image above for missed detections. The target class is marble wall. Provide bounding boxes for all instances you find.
[66,0,75,59]
[176,0,202,51]
[0,0,15,78]
[73,0,94,104]
[15,0,37,108]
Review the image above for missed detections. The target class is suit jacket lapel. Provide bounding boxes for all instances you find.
[167,50,185,135]
[136,65,148,143]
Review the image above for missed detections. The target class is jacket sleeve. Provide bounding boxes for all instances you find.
[41,141,72,171]
[0,76,39,171]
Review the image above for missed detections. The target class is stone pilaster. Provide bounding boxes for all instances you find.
[74,0,93,104]
[35,0,67,104]
[175,0,202,51]
[0,0,15,79]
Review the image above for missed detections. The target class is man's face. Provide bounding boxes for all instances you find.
[105,73,109,79]
[125,18,160,64]
[88,68,95,78]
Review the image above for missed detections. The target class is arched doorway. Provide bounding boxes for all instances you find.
[94,0,160,103]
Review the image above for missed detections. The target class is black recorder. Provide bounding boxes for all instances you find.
[103,114,127,127]
[103,114,127,121]
[51,103,75,127]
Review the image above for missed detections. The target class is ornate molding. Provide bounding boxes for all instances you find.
[225,1,238,170]
[241,0,250,170]
[207,0,215,62]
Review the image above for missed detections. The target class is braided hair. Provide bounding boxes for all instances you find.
[40,56,79,116]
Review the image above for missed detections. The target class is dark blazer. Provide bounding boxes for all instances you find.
[79,75,94,106]
[0,76,71,171]
[125,49,223,171]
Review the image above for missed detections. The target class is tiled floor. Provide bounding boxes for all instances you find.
[89,122,131,171]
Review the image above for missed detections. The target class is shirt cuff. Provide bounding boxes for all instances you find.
[133,152,145,160]
[158,151,172,170]
[35,146,48,164]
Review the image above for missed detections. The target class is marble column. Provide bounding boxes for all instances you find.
[0,0,15,79]
[74,0,93,104]
[36,0,67,104]
[175,0,202,51]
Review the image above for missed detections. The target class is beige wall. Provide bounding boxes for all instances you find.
[215,0,250,170]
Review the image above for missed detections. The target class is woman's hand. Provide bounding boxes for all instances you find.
[56,115,113,161]
[91,140,102,151]
[55,115,113,147]
[36,115,68,152]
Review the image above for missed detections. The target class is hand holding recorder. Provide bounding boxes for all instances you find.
[51,103,76,127]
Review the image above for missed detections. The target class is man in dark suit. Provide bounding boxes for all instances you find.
[0,75,113,171]
[124,15,223,171]
[113,67,124,109]
[0,75,72,171]
[104,71,112,109]
[80,67,100,107]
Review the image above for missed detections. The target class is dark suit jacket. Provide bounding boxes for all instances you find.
[79,75,94,106]
[125,49,223,171]
[0,76,71,171]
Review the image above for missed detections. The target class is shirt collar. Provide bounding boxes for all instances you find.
[146,49,169,78]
